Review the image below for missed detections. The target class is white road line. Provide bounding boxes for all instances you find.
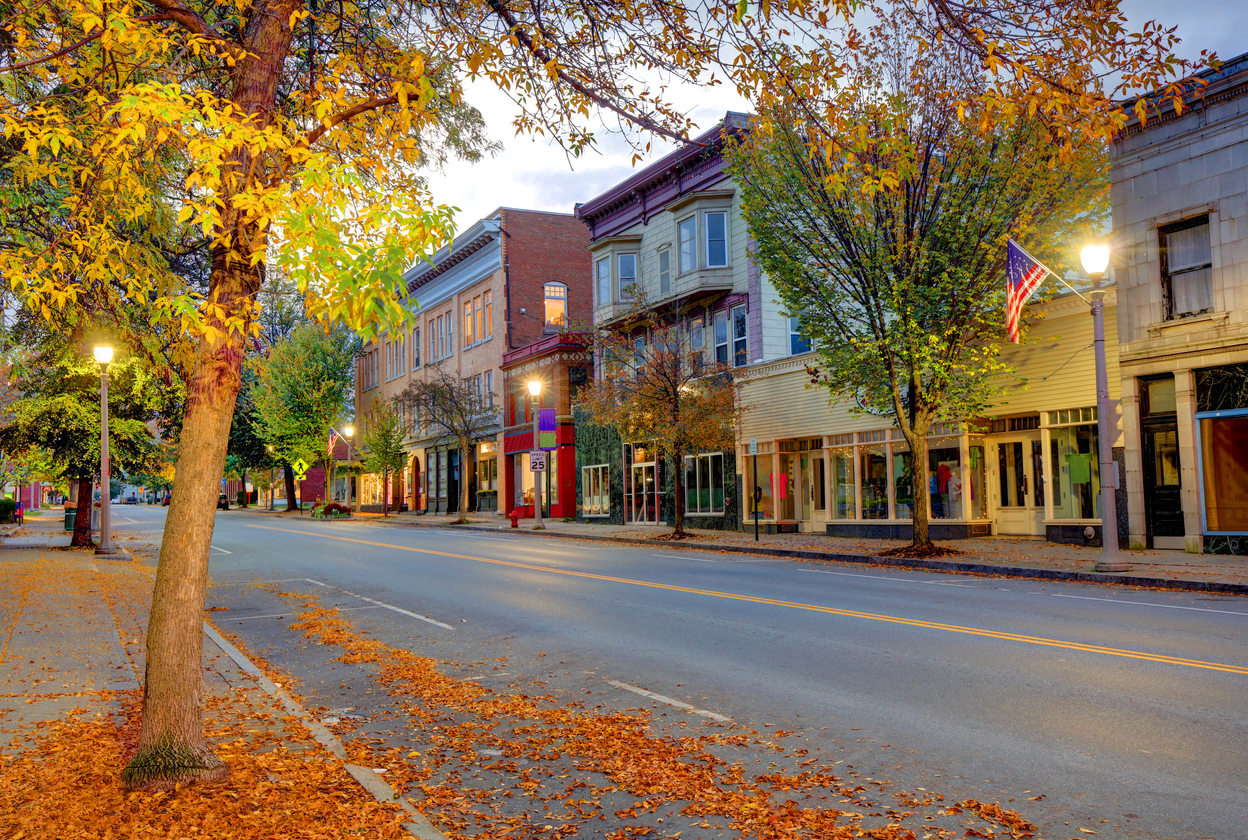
[210,545,233,554]
[1050,593,1248,617]
[121,517,139,524]
[606,680,731,723]
[246,577,452,628]
[472,537,519,542]
[798,567,979,588]
[228,605,386,622]
[652,553,718,562]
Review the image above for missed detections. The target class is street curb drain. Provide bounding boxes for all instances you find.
[202,621,448,840]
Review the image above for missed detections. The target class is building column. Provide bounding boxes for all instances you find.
[1120,376,1147,549]
[1173,369,1202,553]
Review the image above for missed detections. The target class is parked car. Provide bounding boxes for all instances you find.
[216,493,230,511]
[161,493,171,506]
[122,497,138,505]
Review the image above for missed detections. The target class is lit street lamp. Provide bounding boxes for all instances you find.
[528,380,544,530]
[344,424,354,510]
[93,345,116,555]
[1080,244,1129,572]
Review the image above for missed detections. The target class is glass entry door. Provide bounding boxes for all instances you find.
[993,434,1045,535]
[628,463,658,523]
[1143,426,1184,547]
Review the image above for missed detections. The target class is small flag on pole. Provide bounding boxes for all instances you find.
[327,426,341,457]
[1006,239,1054,344]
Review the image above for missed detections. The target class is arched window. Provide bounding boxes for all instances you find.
[544,282,568,331]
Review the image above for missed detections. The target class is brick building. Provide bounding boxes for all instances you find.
[356,208,591,515]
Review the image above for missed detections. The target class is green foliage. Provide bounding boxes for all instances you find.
[250,325,360,470]
[361,403,408,481]
[0,498,16,523]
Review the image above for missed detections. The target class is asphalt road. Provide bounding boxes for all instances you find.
[179,508,1247,839]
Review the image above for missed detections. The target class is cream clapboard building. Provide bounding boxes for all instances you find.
[739,289,1123,545]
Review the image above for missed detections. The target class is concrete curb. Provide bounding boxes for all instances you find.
[428,522,1248,597]
[202,621,448,840]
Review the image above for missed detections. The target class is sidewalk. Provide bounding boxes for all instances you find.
[0,544,440,839]
[320,508,1248,595]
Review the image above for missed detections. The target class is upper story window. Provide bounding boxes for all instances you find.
[689,315,704,355]
[617,254,636,302]
[1160,215,1213,320]
[713,309,728,365]
[545,282,568,331]
[596,256,611,306]
[678,216,697,273]
[483,291,493,339]
[705,212,727,267]
[463,301,473,348]
[658,249,671,296]
[789,315,811,355]
[429,318,437,362]
[445,308,453,351]
[731,304,748,367]
[412,326,421,369]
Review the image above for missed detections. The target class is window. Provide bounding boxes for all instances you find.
[464,301,473,347]
[705,211,727,267]
[1200,414,1248,532]
[684,453,725,514]
[658,249,671,296]
[396,334,405,373]
[483,290,493,337]
[412,327,421,368]
[474,373,483,408]
[829,449,854,519]
[475,295,483,343]
[1047,408,1100,520]
[633,334,646,373]
[596,256,611,305]
[713,309,728,365]
[789,315,811,355]
[731,304,748,367]
[689,315,704,363]
[478,455,498,491]
[582,464,610,516]
[484,370,494,408]
[429,319,436,361]
[617,254,636,302]
[1160,216,1213,320]
[445,309,453,352]
[436,315,444,359]
[545,282,568,330]
[678,216,697,273]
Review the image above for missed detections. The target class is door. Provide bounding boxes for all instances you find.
[447,451,460,513]
[1143,426,1184,548]
[993,435,1045,536]
[778,454,796,520]
[629,463,657,522]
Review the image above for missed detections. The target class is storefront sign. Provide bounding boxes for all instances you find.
[529,450,546,472]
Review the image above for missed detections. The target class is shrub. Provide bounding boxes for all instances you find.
[236,489,247,506]
[0,498,15,523]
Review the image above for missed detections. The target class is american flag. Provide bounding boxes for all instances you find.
[327,426,341,457]
[1006,239,1054,344]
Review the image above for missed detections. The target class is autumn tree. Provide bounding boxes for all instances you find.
[0,0,1207,793]
[360,402,407,516]
[732,21,1107,549]
[399,364,497,523]
[251,325,359,506]
[579,300,743,539]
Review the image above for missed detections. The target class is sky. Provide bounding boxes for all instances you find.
[420,2,1247,233]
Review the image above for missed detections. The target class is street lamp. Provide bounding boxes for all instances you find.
[528,379,544,530]
[266,445,275,510]
[93,345,116,555]
[344,425,354,511]
[1080,244,1129,572]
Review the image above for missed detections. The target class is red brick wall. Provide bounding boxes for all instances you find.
[500,209,591,349]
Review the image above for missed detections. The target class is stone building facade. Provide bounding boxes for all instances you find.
[1112,49,1248,554]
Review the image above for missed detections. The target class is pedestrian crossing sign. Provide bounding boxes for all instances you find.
[292,458,309,481]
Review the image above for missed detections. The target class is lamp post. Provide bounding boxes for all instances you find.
[528,379,543,530]
[1080,244,1129,572]
[344,425,354,511]
[266,445,275,510]
[93,345,116,555]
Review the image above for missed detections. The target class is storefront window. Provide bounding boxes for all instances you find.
[928,443,961,519]
[1200,415,1248,532]
[777,453,797,520]
[1050,425,1100,519]
[830,449,854,519]
[684,452,725,515]
[477,456,498,491]
[967,444,987,519]
[860,446,887,519]
[582,465,610,516]
[892,447,914,519]
[746,455,774,519]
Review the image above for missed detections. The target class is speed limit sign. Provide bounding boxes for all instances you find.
[529,450,546,472]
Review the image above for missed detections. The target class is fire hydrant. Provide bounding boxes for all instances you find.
[508,509,520,528]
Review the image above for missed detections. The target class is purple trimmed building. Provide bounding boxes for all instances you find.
[572,113,798,529]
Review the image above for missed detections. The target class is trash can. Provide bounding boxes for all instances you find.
[64,507,76,531]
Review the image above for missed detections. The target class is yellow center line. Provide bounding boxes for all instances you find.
[245,524,1248,676]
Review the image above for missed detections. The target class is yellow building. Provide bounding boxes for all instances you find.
[738,288,1122,545]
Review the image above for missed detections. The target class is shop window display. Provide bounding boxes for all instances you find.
[892,448,914,519]
[1050,425,1099,519]
[860,446,887,519]
[1200,415,1248,532]
[928,444,962,519]
[830,449,854,519]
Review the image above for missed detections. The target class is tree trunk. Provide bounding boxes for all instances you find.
[907,432,932,547]
[672,449,685,537]
[459,440,471,522]
[239,468,248,508]
[122,325,246,790]
[382,468,389,516]
[71,477,93,547]
[283,463,297,510]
